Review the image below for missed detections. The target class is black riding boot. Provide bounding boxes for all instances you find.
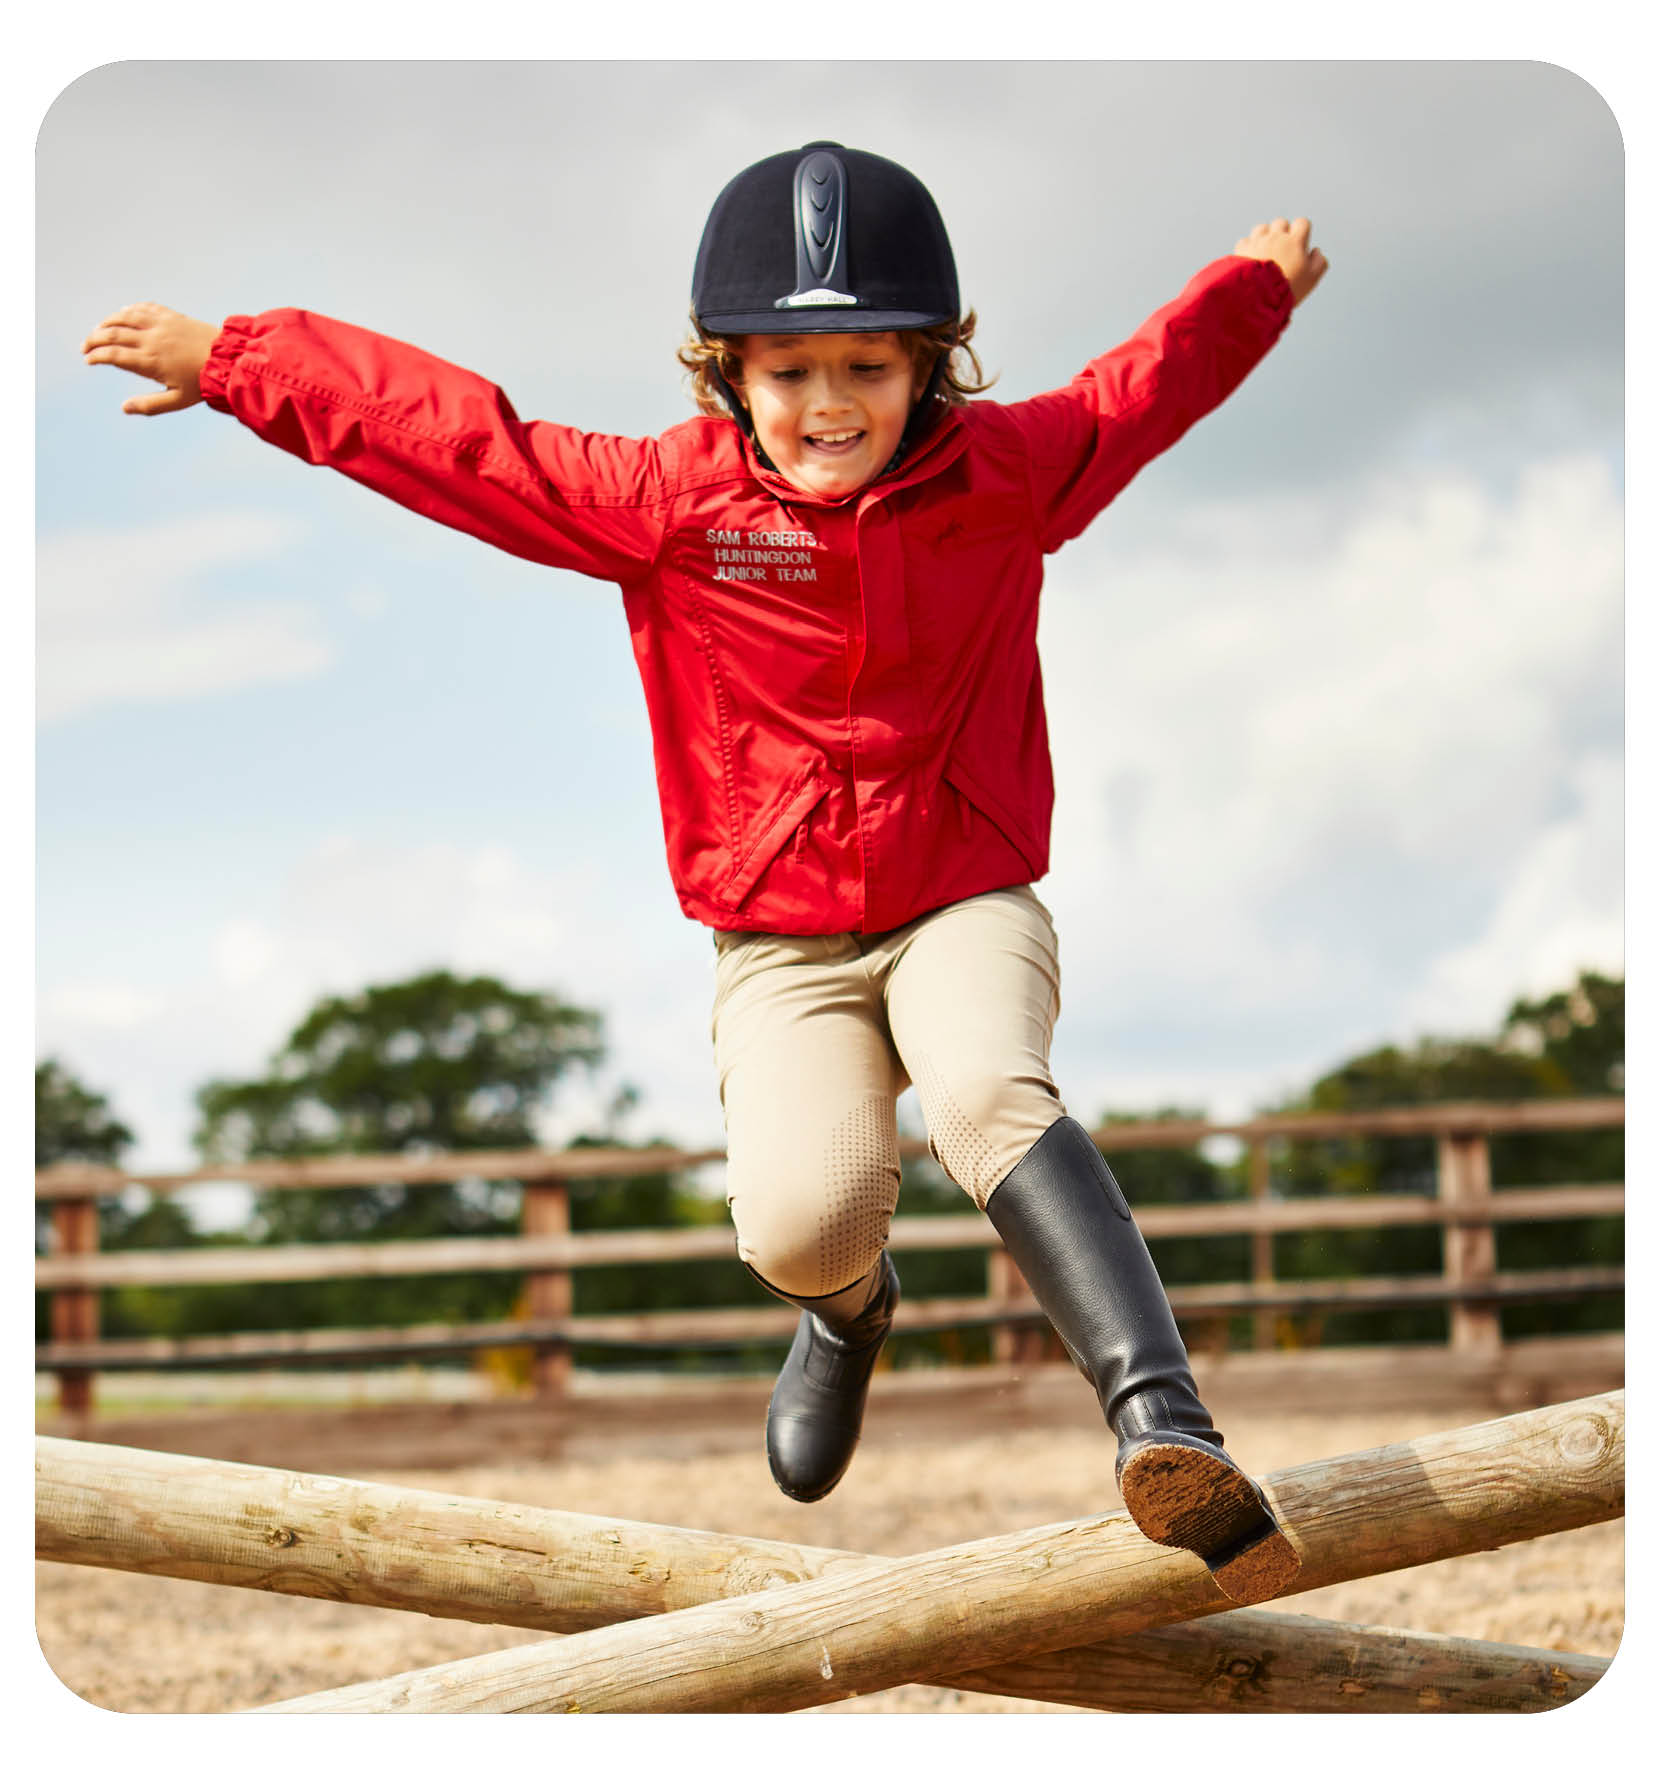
[748,1253,900,1503]
[986,1116,1298,1603]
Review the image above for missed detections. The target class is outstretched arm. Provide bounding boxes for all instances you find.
[78,302,669,583]
[82,302,219,415]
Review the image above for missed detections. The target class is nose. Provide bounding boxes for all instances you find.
[807,368,855,414]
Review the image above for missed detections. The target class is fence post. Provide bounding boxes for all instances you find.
[1247,1135,1276,1351]
[1437,1131,1501,1355]
[49,1194,100,1417]
[521,1180,572,1398]
[987,1247,1028,1368]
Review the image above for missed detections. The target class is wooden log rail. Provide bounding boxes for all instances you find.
[31,1184,1627,1291]
[30,1095,1629,1204]
[35,1268,1624,1372]
[37,1402,1618,1714]
[226,1389,1621,1713]
[36,1097,1624,1411]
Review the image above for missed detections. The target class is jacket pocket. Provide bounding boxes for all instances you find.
[943,755,1046,875]
[715,760,831,912]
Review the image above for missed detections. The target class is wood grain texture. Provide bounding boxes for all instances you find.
[38,1419,1610,1715]
[231,1389,1621,1713]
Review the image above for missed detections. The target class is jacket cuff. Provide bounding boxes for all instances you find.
[1226,253,1295,329]
[198,314,257,411]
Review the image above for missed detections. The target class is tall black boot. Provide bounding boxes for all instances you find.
[986,1117,1299,1603]
[747,1253,900,1503]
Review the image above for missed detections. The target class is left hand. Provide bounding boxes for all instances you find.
[82,302,220,415]
[1233,218,1329,308]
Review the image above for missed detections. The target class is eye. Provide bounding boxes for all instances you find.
[768,367,806,383]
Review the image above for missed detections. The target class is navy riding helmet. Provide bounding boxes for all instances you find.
[693,141,960,336]
[691,143,961,464]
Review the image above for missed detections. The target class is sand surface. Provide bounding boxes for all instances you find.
[34,1370,1624,1716]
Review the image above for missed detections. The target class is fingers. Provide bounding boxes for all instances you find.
[82,341,151,370]
[1245,217,1307,241]
[95,301,172,332]
[82,302,177,360]
[122,384,195,417]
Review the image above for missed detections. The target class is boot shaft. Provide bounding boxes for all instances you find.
[985,1116,1219,1444]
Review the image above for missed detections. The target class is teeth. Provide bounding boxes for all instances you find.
[810,430,861,444]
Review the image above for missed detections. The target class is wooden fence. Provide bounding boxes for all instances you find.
[35,1097,1623,1414]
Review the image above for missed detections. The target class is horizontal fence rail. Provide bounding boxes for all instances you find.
[33,1184,1625,1291]
[36,1098,1624,1411]
[35,1272,1624,1373]
[32,1096,1625,1200]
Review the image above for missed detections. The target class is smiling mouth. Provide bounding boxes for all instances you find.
[805,429,865,453]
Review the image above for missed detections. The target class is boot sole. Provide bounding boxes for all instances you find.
[1118,1440,1301,1605]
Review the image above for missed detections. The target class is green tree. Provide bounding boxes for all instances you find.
[35,1058,202,1341]
[1263,971,1623,1345]
[1502,972,1624,1096]
[189,970,608,1334]
[36,1057,135,1170]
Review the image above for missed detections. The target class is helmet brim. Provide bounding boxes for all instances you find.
[699,306,953,336]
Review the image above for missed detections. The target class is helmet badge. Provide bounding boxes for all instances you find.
[776,149,859,310]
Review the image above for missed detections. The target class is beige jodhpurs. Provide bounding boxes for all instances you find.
[709,885,1066,1298]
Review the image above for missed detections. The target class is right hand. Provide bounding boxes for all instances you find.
[1232,218,1329,309]
[82,302,221,415]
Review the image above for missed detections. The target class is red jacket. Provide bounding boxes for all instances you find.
[200,254,1292,934]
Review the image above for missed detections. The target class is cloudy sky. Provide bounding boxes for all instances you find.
[33,59,1628,1208]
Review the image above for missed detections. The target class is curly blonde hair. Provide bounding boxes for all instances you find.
[676,309,996,419]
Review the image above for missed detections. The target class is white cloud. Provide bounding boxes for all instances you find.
[212,918,276,988]
[274,836,590,984]
[52,832,728,1175]
[1397,750,1624,1036]
[36,512,330,722]
[1037,452,1623,1088]
[38,982,164,1033]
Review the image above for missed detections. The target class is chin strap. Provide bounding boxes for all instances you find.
[884,354,949,475]
[716,374,778,474]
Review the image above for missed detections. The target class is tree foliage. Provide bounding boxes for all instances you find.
[185,969,608,1335]
[35,1058,134,1170]
[196,970,604,1163]
[34,1058,200,1340]
[1256,970,1624,1345]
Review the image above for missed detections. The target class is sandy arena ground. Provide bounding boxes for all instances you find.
[34,1365,1625,1716]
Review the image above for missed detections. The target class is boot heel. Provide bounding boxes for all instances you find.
[1118,1438,1300,1605]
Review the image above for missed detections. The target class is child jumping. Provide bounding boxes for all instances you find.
[84,141,1327,1605]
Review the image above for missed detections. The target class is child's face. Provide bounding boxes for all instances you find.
[733,331,924,499]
